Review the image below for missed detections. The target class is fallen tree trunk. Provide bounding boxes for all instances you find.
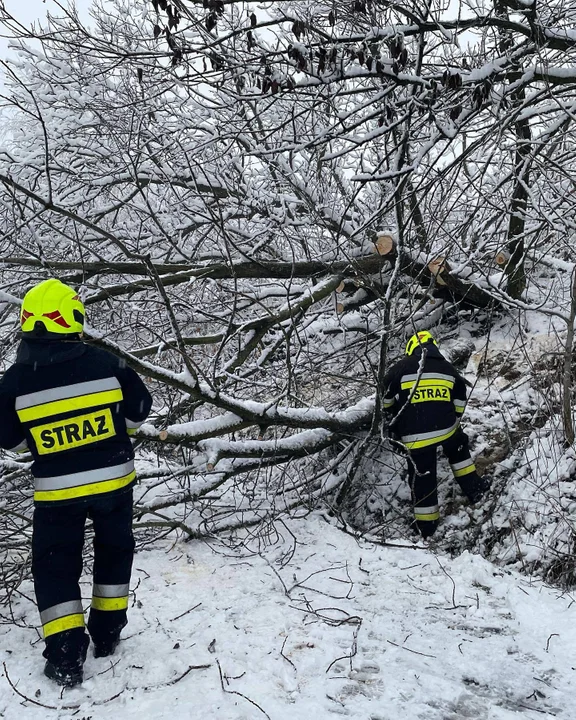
[4,248,500,309]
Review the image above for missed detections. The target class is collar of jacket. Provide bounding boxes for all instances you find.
[411,344,444,361]
[16,336,86,366]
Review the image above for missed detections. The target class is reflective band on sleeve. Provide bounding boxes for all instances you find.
[383,397,395,408]
[401,421,459,450]
[43,614,85,638]
[17,389,123,423]
[126,418,143,436]
[8,439,28,453]
[91,596,129,611]
[93,583,129,598]
[453,399,466,413]
[34,461,135,502]
[414,505,440,521]
[451,460,477,477]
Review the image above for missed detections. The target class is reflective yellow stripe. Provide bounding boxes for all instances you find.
[404,425,458,450]
[34,471,135,502]
[401,378,454,390]
[43,613,85,638]
[91,596,129,611]
[415,511,440,521]
[17,389,123,423]
[453,464,476,477]
[127,427,137,436]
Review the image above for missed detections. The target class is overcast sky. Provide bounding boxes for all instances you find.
[0,0,93,60]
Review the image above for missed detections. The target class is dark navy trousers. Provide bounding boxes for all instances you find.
[32,489,134,669]
[407,430,485,538]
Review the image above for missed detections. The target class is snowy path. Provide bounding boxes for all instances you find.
[0,514,573,719]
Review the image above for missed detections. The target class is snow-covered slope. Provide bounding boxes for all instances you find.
[0,514,573,719]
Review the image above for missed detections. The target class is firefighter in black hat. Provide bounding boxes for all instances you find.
[0,279,152,686]
[382,331,489,539]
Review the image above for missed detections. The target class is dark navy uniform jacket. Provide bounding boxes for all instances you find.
[382,344,468,450]
[0,337,152,504]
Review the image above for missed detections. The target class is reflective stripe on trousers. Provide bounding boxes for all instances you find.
[91,583,130,611]
[450,458,477,477]
[414,505,440,521]
[40,599,85,638]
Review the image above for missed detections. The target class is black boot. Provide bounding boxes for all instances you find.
[414,519,438,539]
[466,476,491,504]
[44,660,83,687]
[93,635,121,658]
[42,630,89,688]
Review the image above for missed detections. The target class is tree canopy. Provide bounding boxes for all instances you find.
[1,0,576,589]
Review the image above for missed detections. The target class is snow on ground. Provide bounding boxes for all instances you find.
[0,513,574,719]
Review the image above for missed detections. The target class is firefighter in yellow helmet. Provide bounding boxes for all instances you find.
[0,279,152,687]
[382,331,489,539]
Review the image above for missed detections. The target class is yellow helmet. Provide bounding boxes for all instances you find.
[20,279,85,335]
[405,330,437,356]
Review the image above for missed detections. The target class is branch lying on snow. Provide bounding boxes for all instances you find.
[140,427,344,486]
[134,441,353,531]
[138,413,253,444]
[133,516,202,539]
[193,461,349,537]
[134,471,232,516]
[88,330,376,433]
[198,429,342,469]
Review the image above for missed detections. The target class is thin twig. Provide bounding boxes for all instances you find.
[280,636,297,672]
[545,633,559,652]
[3,661,80,710]
[516,703,556,716]
[216,658,271,720]
[166,664,212,686]
[386,640,436,658]
[170,602,202,622]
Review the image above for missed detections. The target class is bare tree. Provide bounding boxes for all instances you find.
[2,0,576,595]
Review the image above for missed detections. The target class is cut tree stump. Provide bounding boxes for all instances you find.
[428,256,450,286]
[374,233,396,256]
[495,249,511,267]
